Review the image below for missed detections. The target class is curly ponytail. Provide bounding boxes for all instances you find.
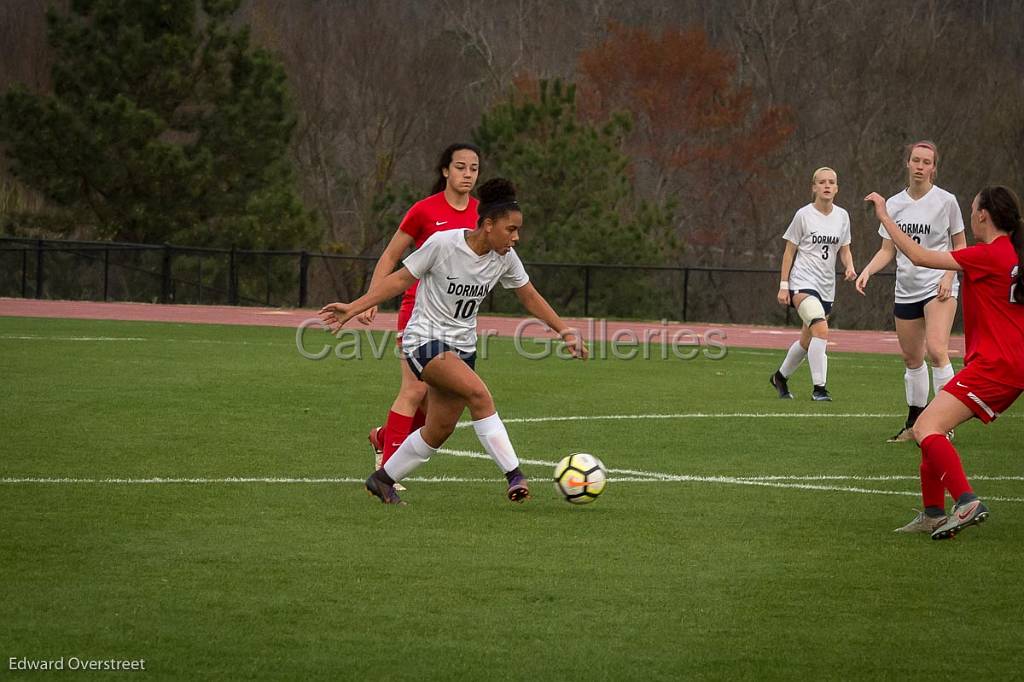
[476,178,520,226]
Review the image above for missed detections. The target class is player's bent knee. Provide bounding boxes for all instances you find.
[465,388,494,415]
[912,423,933,445]
[797,296,826,327]
[902,353,925,368]
[926,347,948,367]
[400,380,428,401]
[917,421,933,444]
[422,423,454,446]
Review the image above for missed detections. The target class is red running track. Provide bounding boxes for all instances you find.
[0,297,964,356]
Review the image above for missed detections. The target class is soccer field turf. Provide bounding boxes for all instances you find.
[2,316,1023,679]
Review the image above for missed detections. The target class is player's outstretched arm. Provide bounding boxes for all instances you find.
[357,229,416,324]
[865,193,961,272]
[855,238,896,295]
[513,282,589,360]
[319,268,418,332]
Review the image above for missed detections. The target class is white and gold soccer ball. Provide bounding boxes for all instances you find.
[553,453,607,504]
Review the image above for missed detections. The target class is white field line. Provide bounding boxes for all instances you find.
[0,335,148,341]
[5,475,1021,503]
[732,474,1024,482]
[455,413,903,428]
[0,334,289,347]
[438,448,1024,503]
[0,476,489,484]
[4,471,1023,503]
[6,474,1022,484]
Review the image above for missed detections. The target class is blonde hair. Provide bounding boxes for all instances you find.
[811,166,837,183]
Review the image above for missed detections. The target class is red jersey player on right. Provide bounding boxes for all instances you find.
[866,186,1024,540]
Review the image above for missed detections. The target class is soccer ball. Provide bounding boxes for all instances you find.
[553,453,607,504]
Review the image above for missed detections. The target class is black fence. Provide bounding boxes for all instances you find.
[0,236,921,330]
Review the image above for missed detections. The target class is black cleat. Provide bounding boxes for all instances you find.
[811,384,832,401]
[365,472,407,506]
[770,371,795,399]
[506,472,530,503]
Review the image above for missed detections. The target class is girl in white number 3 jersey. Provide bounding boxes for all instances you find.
[770,167,857,401]
[856,141,966,442]
[320,179,588,505]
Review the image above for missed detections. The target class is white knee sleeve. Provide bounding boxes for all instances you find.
[797,296,827,326]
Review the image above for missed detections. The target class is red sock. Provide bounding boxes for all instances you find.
[381,410,414,466]
[920,433,972,501]
[919,457,945,510]
[411,408,427,431]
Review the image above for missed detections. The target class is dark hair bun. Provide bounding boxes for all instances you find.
[477,177,517,205]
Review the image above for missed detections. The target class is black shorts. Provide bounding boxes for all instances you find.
[893,295,936,320]
[789,289,833,316]
[405,340,477,380]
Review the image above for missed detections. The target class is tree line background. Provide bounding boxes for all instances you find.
[2,0,1023,326]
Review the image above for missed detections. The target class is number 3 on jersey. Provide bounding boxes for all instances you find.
[453,299,477,319]
[821,245,830,260]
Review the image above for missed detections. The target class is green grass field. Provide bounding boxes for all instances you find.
[2,315,1023,679]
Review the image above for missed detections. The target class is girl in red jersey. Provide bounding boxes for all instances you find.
[358,144,481,477]
[866,186,1024,540]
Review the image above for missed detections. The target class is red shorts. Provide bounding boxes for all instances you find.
[942,363,1023,424]
[395,296,416,347]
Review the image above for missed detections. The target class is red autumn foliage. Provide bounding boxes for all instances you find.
[577,22,793,187]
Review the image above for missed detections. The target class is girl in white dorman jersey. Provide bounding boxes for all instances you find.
[856,141,967,442]
[770,167,857,402]
[319,178,588,506]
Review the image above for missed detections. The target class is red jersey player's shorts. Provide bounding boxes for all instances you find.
[942,362,1023,424]
[395,293,416,347]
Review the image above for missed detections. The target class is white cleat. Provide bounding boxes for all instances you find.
[894,510,947,534]
[886,426,916,443]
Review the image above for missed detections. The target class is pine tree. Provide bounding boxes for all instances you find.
[474,79,676,266]
[473,79,676,316]
[0,0,315,248]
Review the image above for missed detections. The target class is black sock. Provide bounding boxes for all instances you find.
[924,506,946,518]
[374,468,396,486]
[906,405,925,429]
[504,467,523,484]
[957,492,979,506]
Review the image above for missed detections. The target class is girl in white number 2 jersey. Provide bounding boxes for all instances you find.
[319,178,588,505]
[770,167,856,401]
[856,141,966,442]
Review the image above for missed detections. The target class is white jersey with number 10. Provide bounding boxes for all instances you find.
[400,229,529,355]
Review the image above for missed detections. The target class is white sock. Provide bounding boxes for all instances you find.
[808,337,828,386]
[472,412,520,474]
[383,428,436,481]
[904,364,929,407]
[779,341,807,378]
[932,363,955,396]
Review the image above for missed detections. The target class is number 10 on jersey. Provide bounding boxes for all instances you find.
[454,299,477,319]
